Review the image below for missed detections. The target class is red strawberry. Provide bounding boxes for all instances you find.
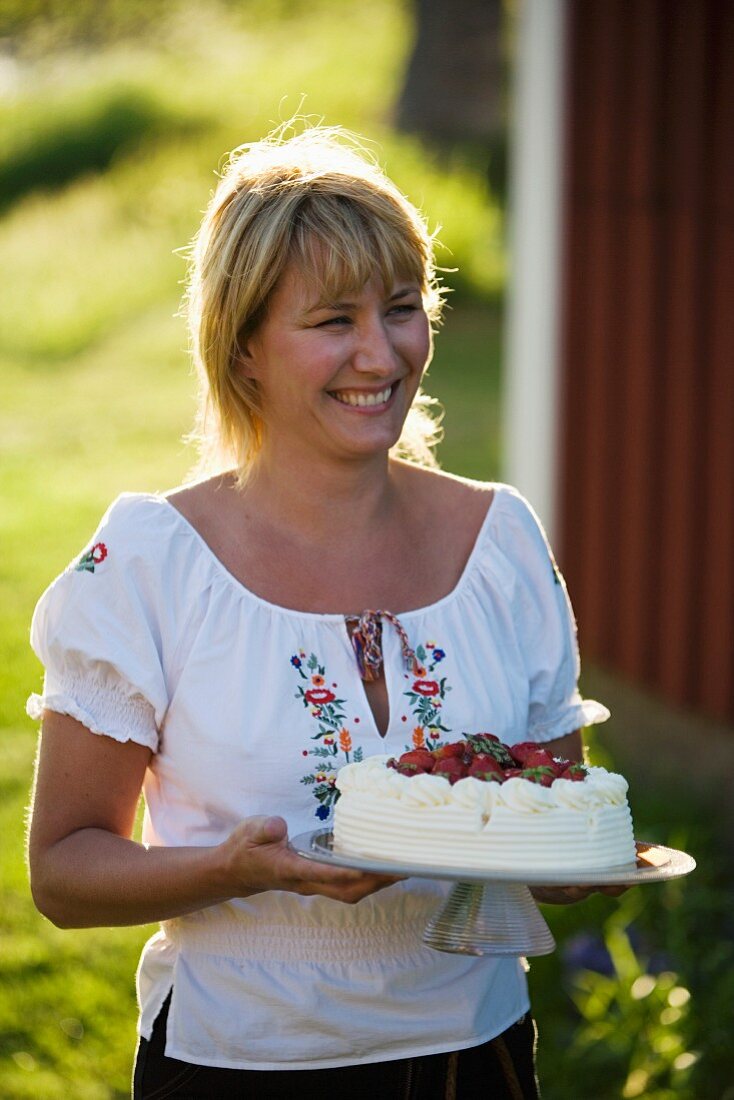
[432,741,467,761]
[398,749,436,773]
[503,767,524,779]
[522,749,565,775]
[468,754,505,781]
[507,741,541,766]
[557,762,588,782]
[394,761,423,777]
[432,757,469,784]
[519,766,556,787]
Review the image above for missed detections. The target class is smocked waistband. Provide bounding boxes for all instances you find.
[162,914,435,963]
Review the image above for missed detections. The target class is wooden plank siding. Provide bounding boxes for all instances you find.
[557,0,734,723]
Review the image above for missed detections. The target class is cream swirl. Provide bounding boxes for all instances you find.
[496,777,556,813]
[551,777,600,810]
[336,756,394,795]
[399,773,452,807]
[585,768,629,805]
[451,776,500,813]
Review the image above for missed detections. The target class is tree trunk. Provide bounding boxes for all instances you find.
[396,0,505,145]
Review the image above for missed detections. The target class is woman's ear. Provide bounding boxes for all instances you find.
[234,336,258,379]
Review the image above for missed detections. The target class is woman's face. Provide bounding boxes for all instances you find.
[241,262,432,468]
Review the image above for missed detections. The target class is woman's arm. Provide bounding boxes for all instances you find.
[28,712,396,929]
[539,727,584,763]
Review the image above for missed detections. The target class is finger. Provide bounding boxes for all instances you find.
[302,868,400,890]
[298,876,400,902]
[291,865,399,890]
[246,815,289,846]
[563,886,590,901]
[552,885,594,902]
[286,856,366,884]
[535,885,584,896]
[569,884,625,898]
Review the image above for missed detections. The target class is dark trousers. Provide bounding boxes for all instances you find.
[133,993,540,1099]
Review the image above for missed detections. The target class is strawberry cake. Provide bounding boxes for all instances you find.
[333,735,636,873]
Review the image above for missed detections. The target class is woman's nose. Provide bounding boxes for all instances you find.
[352,318,397,375]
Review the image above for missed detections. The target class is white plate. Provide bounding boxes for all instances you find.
[290,830,696,887]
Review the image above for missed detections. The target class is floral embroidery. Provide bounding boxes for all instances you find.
[412,679,440,696]
[74,542,108,573]
[293,650,364,820]
[403,640,451,749]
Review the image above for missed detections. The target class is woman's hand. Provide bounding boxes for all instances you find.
[218,816,400,904]
[29,713,398,928]
[530,884,628,905]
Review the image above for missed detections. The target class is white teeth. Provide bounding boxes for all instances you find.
[333,386,393,407]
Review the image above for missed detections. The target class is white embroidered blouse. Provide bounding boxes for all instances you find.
[27,483,609,1071]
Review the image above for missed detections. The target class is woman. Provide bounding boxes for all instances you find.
[27,125,611,1098]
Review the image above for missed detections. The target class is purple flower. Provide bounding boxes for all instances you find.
[290,655,302,668]
[432,648,445,662]
[562,932,615,976]
[562,925,672,979]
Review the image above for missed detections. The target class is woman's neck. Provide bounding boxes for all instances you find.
[241,450,406,543]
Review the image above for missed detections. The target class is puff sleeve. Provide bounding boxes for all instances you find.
[26,495,170,751]
[499,488,609,742]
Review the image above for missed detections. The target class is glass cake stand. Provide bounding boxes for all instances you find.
[290,829,696,958]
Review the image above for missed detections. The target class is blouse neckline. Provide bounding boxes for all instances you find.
[152,487,502,622]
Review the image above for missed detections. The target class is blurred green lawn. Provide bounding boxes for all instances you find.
[0,5,502,1096]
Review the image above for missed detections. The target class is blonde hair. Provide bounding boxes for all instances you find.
[184,123,446,483]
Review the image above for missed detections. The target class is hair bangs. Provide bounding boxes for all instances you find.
[288,193,430,311]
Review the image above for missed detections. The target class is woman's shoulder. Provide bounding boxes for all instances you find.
[92,473,239,552]
[395,464,538,533]
[88,490,183,550]
[163,471,236,534]
[67,486,208,582]
[396,466,555,579]
[395,463,496,522]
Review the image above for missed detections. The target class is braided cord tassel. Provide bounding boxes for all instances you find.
[346,610,416,682]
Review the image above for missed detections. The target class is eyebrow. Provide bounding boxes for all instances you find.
[303,286,420,315]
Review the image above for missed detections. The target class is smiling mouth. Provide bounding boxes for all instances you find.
[330,384,395,408]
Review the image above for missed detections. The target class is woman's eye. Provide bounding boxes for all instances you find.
[316,315,350,327]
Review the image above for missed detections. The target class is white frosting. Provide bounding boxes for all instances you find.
[333,755,637,873]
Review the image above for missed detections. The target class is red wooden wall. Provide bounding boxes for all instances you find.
[558,0,734,723]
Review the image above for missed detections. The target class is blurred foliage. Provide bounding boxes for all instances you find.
[0,85,203,212]
[0,0,362,52]
[530,775,734,1099]
[0,0,172,47]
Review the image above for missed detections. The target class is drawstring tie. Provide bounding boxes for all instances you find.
[346,610,416,683]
